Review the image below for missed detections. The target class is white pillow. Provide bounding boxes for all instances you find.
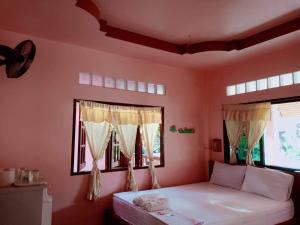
[209,161,246,190]
[241,166,294,201]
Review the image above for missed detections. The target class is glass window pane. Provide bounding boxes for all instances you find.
[91,74,103,87]
[127,80,137,91]
[104,76,116,88]
[280,73,293,86]
[264,102,300,170]
[137,81,146,92]
[257,78,268,90]
[79,72,91,85]
[236,134,260,161]
[156,84,165,95]
[147,83,156,94]
[294,71,300,84]
[116,78,126,90]
[246,81,256,92]
[236,83,246,94]
[268,75,280,89]
[226,85,236,96]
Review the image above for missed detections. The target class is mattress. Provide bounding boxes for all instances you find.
[113,182,294,225]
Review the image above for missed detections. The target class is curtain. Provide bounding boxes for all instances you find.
[245,120,268,165]
[139,107,162,189]
[80,101,112,201]
[225,121,245,164]
[223,103,271,165]
[111,105,139,191]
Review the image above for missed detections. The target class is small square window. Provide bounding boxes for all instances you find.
[280,73,293,86]
[127,80,137,91]
[137,81,146,92]
[91,74,103,87]
[104,76,116,88]
[268,75,280,89]
[79,72,91,85]
[226,85,236,96]
[294,71,300,84]
[116,78,126,90]
[147,83,156,94]
[156,84,165,95]
[246,81,256,92]
[257,78,268,90]
[236,83,246,94]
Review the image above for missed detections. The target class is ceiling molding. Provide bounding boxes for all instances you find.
[76,0,300,54]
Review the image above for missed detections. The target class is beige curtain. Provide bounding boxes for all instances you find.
[223,103,271,122]
[111,105,139,192]
[223,103,271,165]
[245,120,268,165]
[80,101,112,201]
[225,121,245,164]
[139,107,162,189]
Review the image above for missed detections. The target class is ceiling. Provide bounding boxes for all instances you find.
[1,0,300,70]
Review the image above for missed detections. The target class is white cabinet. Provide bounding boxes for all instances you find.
[0,185,52,225]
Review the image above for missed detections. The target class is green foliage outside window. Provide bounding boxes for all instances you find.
[237,134,260,161]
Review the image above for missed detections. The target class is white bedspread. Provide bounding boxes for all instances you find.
[113,182,294,225]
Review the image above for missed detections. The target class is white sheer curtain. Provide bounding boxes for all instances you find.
[80,101,112,201]
[139,107,162,189]
[111,105,139,191]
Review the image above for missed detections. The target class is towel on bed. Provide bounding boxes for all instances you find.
[133,194,170,212]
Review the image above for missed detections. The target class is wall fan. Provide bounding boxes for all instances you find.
[0,40,36,78]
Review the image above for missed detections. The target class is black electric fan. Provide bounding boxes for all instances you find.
[0,40,36,78]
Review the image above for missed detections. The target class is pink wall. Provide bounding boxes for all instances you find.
[0,29,208,225]
[206,43,300,162]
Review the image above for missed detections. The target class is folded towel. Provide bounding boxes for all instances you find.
[133,194,160,207]
[143,197,170,212]
[133,194,170,212]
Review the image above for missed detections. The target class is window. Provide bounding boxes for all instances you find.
[264,102,300,170]
[71,100,164,175]
[224,97,300,171]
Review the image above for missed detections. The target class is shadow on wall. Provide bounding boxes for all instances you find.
[52,176,113,225]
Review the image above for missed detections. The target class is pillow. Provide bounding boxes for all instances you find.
[209,161,246,190]
[241,166,294,201]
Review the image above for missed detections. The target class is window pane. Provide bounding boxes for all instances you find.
[236,134,260,161]
[257,78,268,90]
[294,71,300,84]
[268,75,280,89]
[226,85,236,96]
[246,81,256,92]
[280,73,293,86]
[264,102,300,170]
[156,84,165,95]
[236,83,246,94]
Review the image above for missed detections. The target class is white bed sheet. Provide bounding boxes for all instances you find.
[113,182,294,225]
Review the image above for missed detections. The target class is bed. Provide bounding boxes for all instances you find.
[113,182,294,225]
[106,162,299,225]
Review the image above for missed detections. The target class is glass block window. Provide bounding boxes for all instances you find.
[156,84,165,95]
[268,76,280,89]
[257,78,268,90]
[236,83,246,94]
[294,71,300,84]
[280,73,293,86]
[246,81,256,92]
[226,85,236,96]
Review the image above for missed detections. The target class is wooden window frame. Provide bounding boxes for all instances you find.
[223,95,300,172]
[71,99,165,176]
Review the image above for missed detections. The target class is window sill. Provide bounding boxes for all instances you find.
[71,164,164,176]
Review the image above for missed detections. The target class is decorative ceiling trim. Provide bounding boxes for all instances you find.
[76,0,300,54]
